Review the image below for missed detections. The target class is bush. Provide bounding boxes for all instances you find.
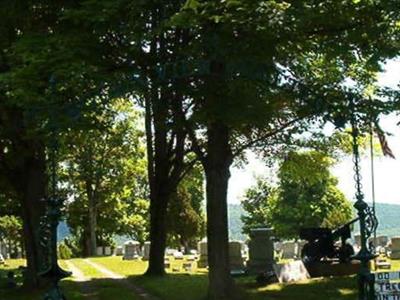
[58,242,72,259]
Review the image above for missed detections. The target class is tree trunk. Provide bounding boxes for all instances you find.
[204,122,235,300]
[144,84,171,276]
[20,141,47,289]
[88,193,97,257]
[146,184,169,276]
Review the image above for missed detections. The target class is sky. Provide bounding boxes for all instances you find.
[228,59,400,205]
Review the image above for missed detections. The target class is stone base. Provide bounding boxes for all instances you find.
[305,261,361,278]
[247,261,274,275]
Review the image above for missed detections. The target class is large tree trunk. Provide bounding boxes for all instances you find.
[88,204,97,257]
[204,122,235,300]
[87,190,97,257]
[20,141,47,289]
[146,186,169,276]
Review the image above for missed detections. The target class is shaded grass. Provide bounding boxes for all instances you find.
[237,275,357,300]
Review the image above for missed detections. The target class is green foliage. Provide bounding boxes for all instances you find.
[58,242,73,259]
[241,178,276,236]
[62,99,149,250]
[241,150,353,240]
[167,164,206,250]
[0,215,22,247]
[271,151,353,239]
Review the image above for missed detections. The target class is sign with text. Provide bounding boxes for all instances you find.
[375,272,400,282]
[374,271,400,300]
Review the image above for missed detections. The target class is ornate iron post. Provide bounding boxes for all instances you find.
[38,77,71,300]
[350,101,378,300]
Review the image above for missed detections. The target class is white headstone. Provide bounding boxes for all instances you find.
[123,241,140,260]
[115,246,123,256]
[96,246,103,256]
[173,251,184,260]
[104,246,112,256]
[273,261,310,283]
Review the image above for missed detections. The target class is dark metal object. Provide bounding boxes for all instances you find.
[38,190,71,300]
[299,217,359,264]
[349,100,378,300]
[39,76,71,300]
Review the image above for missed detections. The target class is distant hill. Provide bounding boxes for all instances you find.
[228,202,400,241]
[56,202,400,244]
[57,221,70,242]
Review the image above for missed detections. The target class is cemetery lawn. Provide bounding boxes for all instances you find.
[3,257,400,300]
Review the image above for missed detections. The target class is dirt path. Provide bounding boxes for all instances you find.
[83,259,160,300]
[63,260,99,300]
[65,260,87,282]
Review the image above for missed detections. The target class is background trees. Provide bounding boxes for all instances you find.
[241,150,353,240]
[272,150,353,239]
[62,99,148,256]
[167,163,206,252]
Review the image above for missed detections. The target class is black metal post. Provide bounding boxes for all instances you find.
[350,102,378,300]
[38,77,71,300]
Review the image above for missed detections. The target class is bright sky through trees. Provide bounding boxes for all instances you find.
[229,59,400,205]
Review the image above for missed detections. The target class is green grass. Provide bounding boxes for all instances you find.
[5,257,400,300]
[68,258,108,278]
[89,256,147,276]
[90,256,357,300]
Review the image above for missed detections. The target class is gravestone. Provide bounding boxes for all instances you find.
[104,246,112,256]
[173,251,184,260]
[296,240,307,259]
[247,228,274,274]
[143,241,151,260]
[390,237,400,259]
[164,257,171,269]
[198,240,208,268]
[376,236,389,248]
[354,234,361,247]
[273,261,310,283]
[0,253,5,265]
[183,262,194,272]
[186,255,197,262]
[123,241,140,260]
[281,241,297,259]
[0,241,6,259]
[229,241,245,270]
[96,247,103,256]
[274,241,283,257]
[115,246,123,256]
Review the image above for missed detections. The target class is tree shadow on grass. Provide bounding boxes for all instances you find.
[0,275,143,300]
[126,273,209,300]
[238,275,358,300]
